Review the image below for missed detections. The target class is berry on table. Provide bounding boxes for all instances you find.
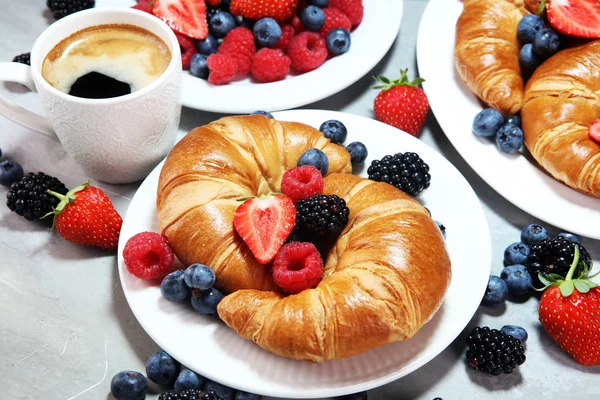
[557,231,581,244]
[367,152,431,197]
[505,114,521,128]
[346,141,368,165]
[297,148,329,176]
[203,380,235,400]
[330,0,364,26]
[527,236,592,280]
[47,0,95,20]
[146,351,181,386]
[495,123,524,154]
[272,242,324,293]
[110,371,148,400]
[319,7,352,38]
[326,28,351,55]
[482,275,508,307]
[281,165,324,203]
[251,48,291,83]
[472,108,504,138]
[293,194,350,241]
[123,232,175,280]
[174,368,205,392]
[207,53,238,85]
[190,54,209,79]
[500,325,528,344]
[209,12,237,38]
[161,270,191,303]
[196,34,219,55]
[6,171,68,223]
[504,242,530,265]
[184,264,216,290]
[288,32,328,72]
[300,5,326,31]
[253,18,282,48]
[251,110,274,118]
[520,223,549,245]
[466,326,526,375]
[532,28,561,58]
[0,160,25,188]
[501,264,533,296]
[219,27,257,74]
[319,119,347,144]
[12,53,31,65]
[517,14,545,44]
[519,43,543,78]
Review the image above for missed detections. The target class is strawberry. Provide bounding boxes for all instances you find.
[230,0,299,21]
[152,0,209,40]
[538,245,600,366]
[373,69,429,136]
[589,118,600,144]
[542,0,600,38]
[45,181,123,250]
[233,194,296,264]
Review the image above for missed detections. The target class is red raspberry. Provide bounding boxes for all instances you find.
[176,33,197,70]
[123,232,175,280]
[276,23,295,50]
[281,165,324,203]
[207,53,238,85]
[290,15,305,33]
[251,48,291,83]
[590,118,600,144]
[218,27,257,75]
[288,32,328,73]
[329,0,363,27]
[272,242,324,294]
[318,7,352,38]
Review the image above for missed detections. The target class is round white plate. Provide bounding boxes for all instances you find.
[416,0,600,240]
[96,0,403,113]
[117,110,491,398]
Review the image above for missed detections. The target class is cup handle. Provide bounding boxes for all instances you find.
[0,62,58,141]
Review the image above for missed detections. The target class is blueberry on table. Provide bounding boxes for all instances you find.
[251,110,274,118]
[557,231,582,244]
[495,123,524,154]
[196,34,219,55]
[300,5,326,31]
[203,380,235,400]
[504,242,530,265]
[326,28,351,55]
[320,119,348,144]
[161,270,191,303]
[346,141,368,165]
[501,325,528,344]
[472,108,504,138]
[0,160,24,187]
[520,223,549,245]
[174,368,205,392]
[500,264,533,296]
[517,14,545,44]
[519,44,543,77]
[253,18,282,48]
[210,12,236,38]
[110,371,148,400]
[184,264,216,290]
[190,54,209,79]
[482,275,508,307]
[146,351,180,386]
[191,287,225,315]
[298,148,329,176]
[533,28,561,58]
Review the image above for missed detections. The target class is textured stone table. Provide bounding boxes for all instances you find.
[0,1,598,399]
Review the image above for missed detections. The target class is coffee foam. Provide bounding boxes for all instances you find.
[42,24,171,94]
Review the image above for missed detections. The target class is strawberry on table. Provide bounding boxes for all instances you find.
[373,69,429,137]
[230,0,299,21]
[542,0,600,38]
[152,0,209,40]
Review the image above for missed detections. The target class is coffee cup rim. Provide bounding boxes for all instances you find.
[30,7,181,105]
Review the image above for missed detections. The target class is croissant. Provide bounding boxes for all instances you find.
[217,173,451,362]
[156,116,352,294]
[521,40,600,197]
[454,0,529,115]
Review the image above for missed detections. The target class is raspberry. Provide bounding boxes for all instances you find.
[290,15,305,33]
[318,7,352,37]
[251,48,291,83]
[123,232,175,280]
[272,242,324,294]
[176,33,197,70]
[329,0,364,26]
[207,53,238,84]
[276,23,295,50]
[218,27,257,74]
[281,165,324,203]
[288,31,328,73]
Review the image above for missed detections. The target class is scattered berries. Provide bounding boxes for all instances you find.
[146,351,181,386]
[503,242,530,265]
[318,7,352,37]
[466,326,526,375]
[110,371,148,400]
[219,27,256,74]
[251,48,291,82]
[6,172,68,223]
[287,31,328,72]
[0,160,25,188]
[160,270,191,303]
[272,242,324,293]
[345,142,368,165]
[367,152,431,197]
[527,236,592,280]
[12,53,31,65]
[520,223,550,245]
[481,275,508,307]
[123,232,175,280]
[472,108,504,138]
[319,119,347,144]
[207,53,238,85]
[329,0,363,26]
[293,194,350,241]
[500,264,533,296]
[47,0,95,20]
[281,165,324,203]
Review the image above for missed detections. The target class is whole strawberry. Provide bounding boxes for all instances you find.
[373,69,429,137]
[538,245,600,366]
[230,0,298,21]
[46,181,123,250]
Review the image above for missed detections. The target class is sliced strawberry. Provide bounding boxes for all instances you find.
[152,0,209,40]
[546,0,600,38]
[590,118,600,144]
[233,194,296,264]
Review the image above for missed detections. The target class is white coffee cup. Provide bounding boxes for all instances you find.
[0,8,182,184]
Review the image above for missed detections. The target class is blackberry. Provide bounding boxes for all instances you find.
[6,172,69,223]
[158,389,222,400]
[527,236,591,280]
[12,53,30,65]
[47,0,95,20]
[293,194,350,241]
[367,152,431,197]
[466,326,526,376]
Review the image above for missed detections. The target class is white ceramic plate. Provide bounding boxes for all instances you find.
[96,0,403,113]
[416,0,600,240]
[117,110,491,398]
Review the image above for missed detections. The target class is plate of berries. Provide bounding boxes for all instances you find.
[117,109,492,398]
[416,0,600,240]
[96,0,404,113]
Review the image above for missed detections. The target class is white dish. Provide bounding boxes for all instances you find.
[416,0,600,240]
[96,0,403,113]
[117,110,491,398]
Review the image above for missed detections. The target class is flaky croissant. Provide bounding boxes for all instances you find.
[521,40,600,197]
[217,173,451,362]
[156,116,352,294]
[454,0,529,114]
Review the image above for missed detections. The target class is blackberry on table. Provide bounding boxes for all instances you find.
[527,236,591,280]
[367,152,431,197]
[47,0,95,20]
[12,53,30,65]
[158,389,222,400]
[6,172,69,223]
[466,326,526,375]
[293,194,350,242]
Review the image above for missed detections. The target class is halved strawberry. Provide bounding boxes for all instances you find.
[590,118,600,144]
[152,0,208,40]
[545,0,600,39]
[233,194,296,264]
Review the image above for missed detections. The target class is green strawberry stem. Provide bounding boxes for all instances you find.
[43,180,90,224]
[537,0,547,14]
[373,68,425,91]
[536,245,598,297]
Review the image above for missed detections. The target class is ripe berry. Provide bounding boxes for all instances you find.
[47,0,95,20]
[207,53,238,85]
[6,171,68,223]
[288,32,328,73]
[527,236,592,281]
[146,351,180,386]
[293,194,350,241]
[326,28,351,55]
[110,371,147,400]
[209,11,236,38]
[297,148,329,176]
[319,7,352,38]
[123,232,175,280]
[272,242,324,293]
[319,119,347,143]
[466,326,526,375]
[0,160,25,187]
[219,27,257,74]
[367,152,431,197]
[281,165,324,203]
[330,0,364,26]
[160,270,191,303]
[275,23,295,50]
[300,5,326,31]
[251,48,291,83]
[253,17,282,48]
[12,53,31,65]
[346,142,368,165]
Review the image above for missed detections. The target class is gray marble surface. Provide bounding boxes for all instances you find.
[0,0,598,399]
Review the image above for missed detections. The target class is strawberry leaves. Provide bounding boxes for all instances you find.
[373,68,425,91]
[536,245,598,296]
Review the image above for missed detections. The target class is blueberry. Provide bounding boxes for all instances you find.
[495,123,524,153]
[346,141,368,165]
[472,108,504,138]
[251,110,274,118]
[210,12,236,38]
[174,368,204,392]
[519,43,543,77]
[482,275,508,307]
[520,223,549,245]
[326,28,351,55]
[253,18,282,48]
[191,287,224,315]
[504,242,530,265]
[308,0,329,7]
[517,14,545,44]
[161,270,191,303]
[234,15,244,26]
[110,371,148,400]
[0,160,24,187]
[532,28,561,58]
[557,231,582,244]
[203,380,235,400]
[320,119,348,144]
[145,351,180,386]
[500,325,528,343]
[339,393,368,400]
[184,264,216,290]
[500,264,533,296]
[196,34,219,55]
[300,5,325,31]
[235,391,261,400]
[505,114,521,128]
[435,220,446,239]
[190,53,209,79]
[297,148,329,176]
